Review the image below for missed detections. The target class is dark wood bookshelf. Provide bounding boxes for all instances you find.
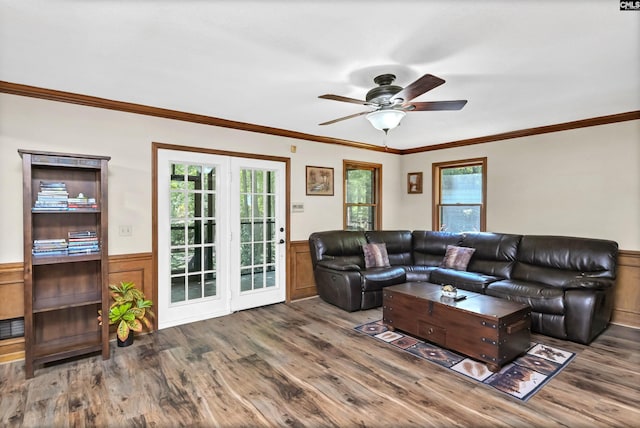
[19,149,110,378]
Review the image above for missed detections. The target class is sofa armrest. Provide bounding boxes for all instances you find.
[563,276,614,290]
[317,259,362,271]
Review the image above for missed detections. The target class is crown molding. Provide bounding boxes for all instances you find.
[400,111,640,154]
[0,80,400,154]
[1,80,637,155]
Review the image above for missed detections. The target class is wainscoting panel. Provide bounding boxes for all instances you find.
[107,252,155,331]
[0,248,637,361]
[0,262,24,321]
[288,240,317,301]
[612,250,640,328]
[0,253,154,362]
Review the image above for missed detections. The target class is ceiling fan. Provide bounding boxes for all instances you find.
[318,73,467,133]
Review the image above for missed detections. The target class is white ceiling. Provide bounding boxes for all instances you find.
[1,1,638,150]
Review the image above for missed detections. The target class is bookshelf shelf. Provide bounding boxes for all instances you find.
[32,253,102,265]
[19,149,110,378]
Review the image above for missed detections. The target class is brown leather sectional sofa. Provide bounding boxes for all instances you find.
[308,230,618,344]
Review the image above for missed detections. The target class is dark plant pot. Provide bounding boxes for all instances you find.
[117,332,134,347]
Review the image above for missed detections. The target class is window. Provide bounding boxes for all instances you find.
[432,158,486,232]
[344,160,382,231]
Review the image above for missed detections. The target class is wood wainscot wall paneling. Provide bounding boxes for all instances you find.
[1,247,637,362]
[0,253,153,363]
[0,262,25,362]
[612,250,640,328]
[108,252,155,332]
[287,245,640,330]
[288,240,317,301]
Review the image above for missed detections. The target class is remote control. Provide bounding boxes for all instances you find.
[454,295,467,302]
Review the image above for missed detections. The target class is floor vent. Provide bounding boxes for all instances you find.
[0,317,25,340]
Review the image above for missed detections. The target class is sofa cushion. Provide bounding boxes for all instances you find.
[429,268,500,293]
[461,232,521,278]
[412,231,464,266]
[360,267,407,292]
[512,235,618,288]
[365,230,413,265]
[362,243,390,268]
[486,279,565,315]
[440,245,475,271]
[309,230,366,268]
[402,265,436,282]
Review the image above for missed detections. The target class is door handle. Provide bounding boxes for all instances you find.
[278,239,285,244]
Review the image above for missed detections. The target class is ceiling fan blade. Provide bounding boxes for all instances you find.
[319,111,370,126]
[319,94,371,105]
[406,100,468,111]
[390,74,445,103]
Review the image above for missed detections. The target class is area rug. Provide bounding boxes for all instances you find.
[355,320,576,402]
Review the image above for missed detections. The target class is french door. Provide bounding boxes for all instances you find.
[157,149,287,329]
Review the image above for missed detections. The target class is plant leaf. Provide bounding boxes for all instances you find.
[128,318,143,332]
[116,320,130,341]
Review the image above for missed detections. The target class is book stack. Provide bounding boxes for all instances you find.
[67,231,99,255]
[32,238,68,257]
[68,193,98,210]
[34,181,69,211]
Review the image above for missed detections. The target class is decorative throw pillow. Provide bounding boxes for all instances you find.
[440,245,476,271]
[362,243,391,269]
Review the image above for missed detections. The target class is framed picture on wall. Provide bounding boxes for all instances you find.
[306,166,334,196]
[408,172,423,194]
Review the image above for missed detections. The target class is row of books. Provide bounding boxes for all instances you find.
[32,231,99,257]
[33,181,98,211]
[68,231,99,254]
[34,181,68,211]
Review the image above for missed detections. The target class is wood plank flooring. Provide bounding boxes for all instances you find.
[1,296,639,427]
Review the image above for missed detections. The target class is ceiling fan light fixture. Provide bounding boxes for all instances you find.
[366,109,406,133]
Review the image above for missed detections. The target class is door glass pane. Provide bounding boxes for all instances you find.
[171,220,185,246]
[253,195,264,218]
[265,264,276,288]
[169,161,218,305]
[267,195,275,218]
[188,274,203,300]
[239,167,279,294]
[204,193,215,217]
[204,271,216,297]
[240,267,252,292]
[254,221,264,242]
[204,220,216,244]
[204,166,215,191]
[171,164,186,190]
[254,170,264,193]
[253,242,264,264]
[171,276,185,303]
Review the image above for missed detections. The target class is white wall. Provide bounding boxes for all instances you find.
[1,93,637,264]
[400,120,640,250]
[0,94,402,262]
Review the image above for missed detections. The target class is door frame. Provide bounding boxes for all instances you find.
[152,142,291,328]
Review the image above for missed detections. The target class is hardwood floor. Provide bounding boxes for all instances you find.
[1,296,638,427]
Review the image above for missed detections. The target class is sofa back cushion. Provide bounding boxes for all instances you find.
[412,231,464,267]
[461,232,522,278]
[512,235,618,287]
[365,230,413,265]
[308,230,367,268]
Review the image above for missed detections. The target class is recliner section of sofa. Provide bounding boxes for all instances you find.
[484,235,618,344]
[308,229,618,344]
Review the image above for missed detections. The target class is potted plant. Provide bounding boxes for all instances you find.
[98,281,154,347]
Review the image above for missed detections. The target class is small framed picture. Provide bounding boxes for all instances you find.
[306,166,334,196]
[407,172,423,194]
